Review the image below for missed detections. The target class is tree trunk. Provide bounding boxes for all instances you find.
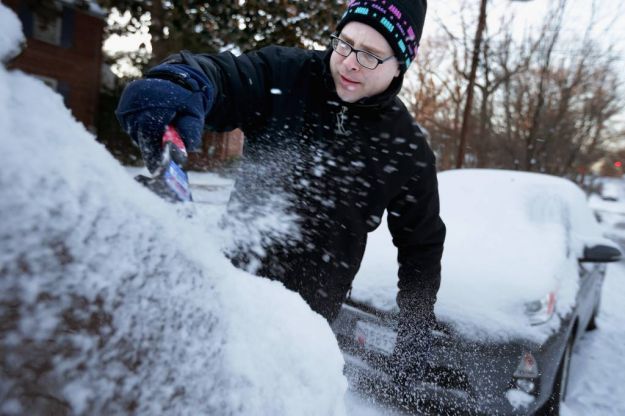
[456,0,487,169]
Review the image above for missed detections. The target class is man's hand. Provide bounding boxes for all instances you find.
[115,64,213,172]
[390,271,440,387]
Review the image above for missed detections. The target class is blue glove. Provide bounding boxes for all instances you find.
[115,64,214,172]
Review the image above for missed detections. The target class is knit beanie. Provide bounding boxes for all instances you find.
[335,0,427,72]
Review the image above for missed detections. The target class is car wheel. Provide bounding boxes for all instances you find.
[542,335,574,416]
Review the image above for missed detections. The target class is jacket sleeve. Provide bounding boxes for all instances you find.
[386,145,446,294]
[155,46,306,133]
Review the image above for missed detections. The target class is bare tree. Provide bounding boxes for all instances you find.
[405,0,624,179]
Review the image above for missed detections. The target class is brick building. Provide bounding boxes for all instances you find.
[6,0,242,169]
[190,130,245,170]
[6,0,105,132]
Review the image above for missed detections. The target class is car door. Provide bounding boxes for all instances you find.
[577,261,602,331]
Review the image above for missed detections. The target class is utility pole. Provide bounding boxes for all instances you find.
[455,0,488,169]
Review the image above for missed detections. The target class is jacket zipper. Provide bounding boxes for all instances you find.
[335,105,351,136]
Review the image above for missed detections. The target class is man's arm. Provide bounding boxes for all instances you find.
[116,46,311,167]
[150,46,315,132]
[387,147,445,292]
[153,48,275,133]
[386,140,446,381]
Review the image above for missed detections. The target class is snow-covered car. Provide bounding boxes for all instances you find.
[0,6,347,414]
[588,178,625,250]
[332,169,621,415]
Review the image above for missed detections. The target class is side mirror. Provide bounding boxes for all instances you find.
[579,244,622,263]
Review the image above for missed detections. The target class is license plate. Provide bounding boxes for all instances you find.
[354,320,396,355]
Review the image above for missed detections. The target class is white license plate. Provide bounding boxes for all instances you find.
[354,320,396,355]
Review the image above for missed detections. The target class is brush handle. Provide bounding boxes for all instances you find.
[162,125,188,167]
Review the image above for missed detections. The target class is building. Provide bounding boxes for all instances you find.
[6,0,105,132]
[190,130,245,170]
[6,0,242,169]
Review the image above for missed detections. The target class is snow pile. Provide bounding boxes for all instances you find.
[0,6,346,415]
[352,169,609,343]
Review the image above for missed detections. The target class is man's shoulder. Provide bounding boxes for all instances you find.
[254,45,325,66]
[388,98,432,153]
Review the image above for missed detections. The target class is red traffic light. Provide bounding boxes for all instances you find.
[615,161,622,168]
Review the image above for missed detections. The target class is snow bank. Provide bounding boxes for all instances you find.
[0,6,346,415]
[352,169,608,343]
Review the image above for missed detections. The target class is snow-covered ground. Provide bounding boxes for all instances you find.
[561,260,625,416]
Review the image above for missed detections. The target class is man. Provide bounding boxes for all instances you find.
[116,0,445,381]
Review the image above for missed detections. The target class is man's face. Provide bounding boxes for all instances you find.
[330,21,401,103]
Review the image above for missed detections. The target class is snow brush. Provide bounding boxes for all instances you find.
[135,125,193,203]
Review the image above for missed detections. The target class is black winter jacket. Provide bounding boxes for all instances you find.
[160,46,446,321]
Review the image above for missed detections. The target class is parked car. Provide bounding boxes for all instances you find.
[332,169,621,415]
[588,178,625,251]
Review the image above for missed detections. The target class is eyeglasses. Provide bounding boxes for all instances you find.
[330,35,395,70]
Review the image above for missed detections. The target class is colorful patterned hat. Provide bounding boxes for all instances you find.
[335,0,427,72]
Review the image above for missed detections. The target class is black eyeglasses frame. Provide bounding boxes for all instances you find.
[330,35,395,70]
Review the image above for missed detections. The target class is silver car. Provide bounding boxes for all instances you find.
[333,169,621,415]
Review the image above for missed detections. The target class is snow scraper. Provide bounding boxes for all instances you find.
[135,125,193,203]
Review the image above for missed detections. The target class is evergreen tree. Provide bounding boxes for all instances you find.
[100,0,347,69]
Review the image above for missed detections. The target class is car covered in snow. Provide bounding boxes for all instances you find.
[332,169,621,415]
[0,6,347,414]
[588,178,625,251]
